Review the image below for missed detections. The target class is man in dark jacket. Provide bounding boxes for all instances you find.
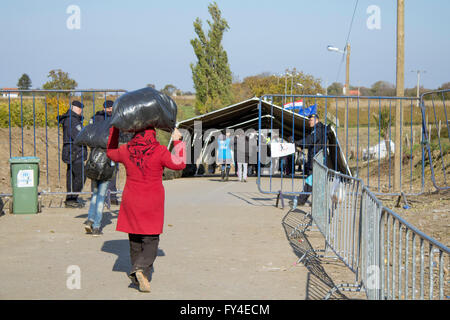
[88,100,120,205]
[290,113,327,208]
[57,100,87,208]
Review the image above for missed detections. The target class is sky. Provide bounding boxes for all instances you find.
[1,0,449,93]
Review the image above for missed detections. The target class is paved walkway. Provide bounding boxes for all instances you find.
[0,176,316,300]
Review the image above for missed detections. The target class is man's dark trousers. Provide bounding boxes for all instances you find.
[66,161,86,202]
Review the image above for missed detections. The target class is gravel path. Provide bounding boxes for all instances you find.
[0,176,312,300]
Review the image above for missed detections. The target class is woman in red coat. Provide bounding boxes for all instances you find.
[107,126,185,292]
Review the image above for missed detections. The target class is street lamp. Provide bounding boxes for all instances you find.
[284,71,291,96]
[328,43,351,158]
[327,45,344,54]
[295,82,304,95]
[327,43,351,95]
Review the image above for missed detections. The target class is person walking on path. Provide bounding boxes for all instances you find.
[89,100,120,205]
[234,133,250,182]
[247,132,258,177]
[57,100,87,208]
[83,101,118,236]
[106,125,186,293]
[83,146,117,236]
[290,112,327,209]
[217,131,233,181]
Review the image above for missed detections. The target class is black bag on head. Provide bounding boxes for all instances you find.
[110,87,177,132]
[85,147,116,181]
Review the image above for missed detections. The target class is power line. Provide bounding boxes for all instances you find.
[335,0,359,84]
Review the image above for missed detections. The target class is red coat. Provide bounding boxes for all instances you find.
[106,127,186,235]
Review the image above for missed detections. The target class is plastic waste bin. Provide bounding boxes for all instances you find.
[9,157,40,214]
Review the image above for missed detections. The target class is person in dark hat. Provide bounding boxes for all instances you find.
[290,111,327,209]
[88,100,120,206]
[90,100,114,123]
[57,100,87,208]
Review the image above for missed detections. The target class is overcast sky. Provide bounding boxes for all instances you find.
[1,0,449,92]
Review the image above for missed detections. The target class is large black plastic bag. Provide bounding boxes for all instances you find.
[75,118,112,148]
[110,87,177,132]
[75,117,133,148]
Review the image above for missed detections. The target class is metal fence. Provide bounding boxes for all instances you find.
[0,89,127,201]
[257,91,449,201]
[311,151,449,300]
[380,206,449,300]
[420,89,449,191]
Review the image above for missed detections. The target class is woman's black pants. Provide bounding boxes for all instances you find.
[128,234,160,275]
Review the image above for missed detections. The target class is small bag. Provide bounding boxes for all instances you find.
[85,147,116,181]
[330,177,346,204]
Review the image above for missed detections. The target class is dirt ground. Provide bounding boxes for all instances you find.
[0,127,448,300]
[0,176,362,300]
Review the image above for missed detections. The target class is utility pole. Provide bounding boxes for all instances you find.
[284,69,289,96]
[411,70,426,107]
[394,0,405,193]
[327,43,350,157]
[345,43,351,95]
[344,43,350,158]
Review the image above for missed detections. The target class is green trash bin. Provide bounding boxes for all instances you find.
[9,157,40,214]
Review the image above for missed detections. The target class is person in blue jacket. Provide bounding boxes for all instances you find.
[217,130,233,181]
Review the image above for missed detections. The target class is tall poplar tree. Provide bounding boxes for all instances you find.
[190,2,233,114]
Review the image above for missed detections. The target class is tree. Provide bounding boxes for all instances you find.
[373,108,395,156]
[231,69,324,102]
[327,82,343,96]
[17,73,32,90]
[42,69,78,91]
[161,84,177,96]
[370,81,395,96]
[438,82,450,90]
[190,2,233,114]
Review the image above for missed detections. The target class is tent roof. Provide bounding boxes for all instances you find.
[177,97,311,141]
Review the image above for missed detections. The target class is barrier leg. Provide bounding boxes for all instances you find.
[276,190,284,209]
[324,283,363,300]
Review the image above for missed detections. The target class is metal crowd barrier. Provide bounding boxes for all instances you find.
[311,151,449,300]
[380,207,449,300]
[0,89,127,202]
[312,150,364,297]
[420,89,449,191]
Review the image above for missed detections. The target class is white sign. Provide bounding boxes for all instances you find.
[270,143,295,158]
[17,170,34,187]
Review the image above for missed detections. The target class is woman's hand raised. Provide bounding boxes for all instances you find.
[171,128,182,141]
